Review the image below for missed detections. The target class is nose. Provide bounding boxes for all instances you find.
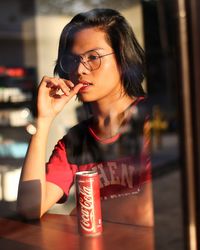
[76,60,90,75]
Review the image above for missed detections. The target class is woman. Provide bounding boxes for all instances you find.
[17,8,154,226]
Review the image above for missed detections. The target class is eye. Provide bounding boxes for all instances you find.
[86,51,100,62]
[73,56,81,64]
[88,55,99,61]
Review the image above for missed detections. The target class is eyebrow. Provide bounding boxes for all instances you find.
[87,48,104,52]
[72,48,105,56]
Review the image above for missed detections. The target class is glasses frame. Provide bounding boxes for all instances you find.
[59,50,114,74]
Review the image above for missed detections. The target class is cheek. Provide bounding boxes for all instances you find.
[100,61,121,80]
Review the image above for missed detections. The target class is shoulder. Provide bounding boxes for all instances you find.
[61,118,93,164]
[133,96,150,121]
[62,118,92,145]
[66,118,91,136]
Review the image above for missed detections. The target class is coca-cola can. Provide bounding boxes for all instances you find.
[75,170,103,236]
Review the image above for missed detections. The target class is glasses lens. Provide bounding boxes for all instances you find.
[60,54,80,74]
[59,51,101,73]
[84,51,101,71]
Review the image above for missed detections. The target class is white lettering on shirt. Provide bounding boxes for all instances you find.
[121,164,135,188]
[96,163,110,188]
[107,162,121,185]
[91,161,136,189]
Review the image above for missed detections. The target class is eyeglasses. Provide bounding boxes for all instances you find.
[59,50,114,74]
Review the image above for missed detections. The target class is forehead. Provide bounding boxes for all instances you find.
[71,27,112,54]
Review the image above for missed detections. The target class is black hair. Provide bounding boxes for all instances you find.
[54,8,146,97]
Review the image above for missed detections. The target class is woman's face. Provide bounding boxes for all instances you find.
[68,27,124,103]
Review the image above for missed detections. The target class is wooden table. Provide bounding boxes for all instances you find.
[0,214,154,250]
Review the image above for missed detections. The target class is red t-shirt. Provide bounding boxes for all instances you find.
[46,98,151,202]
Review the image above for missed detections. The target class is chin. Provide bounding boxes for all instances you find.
[77,93,96,103]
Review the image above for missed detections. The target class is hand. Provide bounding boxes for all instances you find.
[37,76,83,120]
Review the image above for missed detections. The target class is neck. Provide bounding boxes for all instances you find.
[90,94,136,138]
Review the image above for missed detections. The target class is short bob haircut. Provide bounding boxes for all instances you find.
[54,8,146,97]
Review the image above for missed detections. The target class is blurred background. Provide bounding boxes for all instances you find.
[0,0,199,250]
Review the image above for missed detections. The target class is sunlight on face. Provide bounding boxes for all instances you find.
[70,28,124,103]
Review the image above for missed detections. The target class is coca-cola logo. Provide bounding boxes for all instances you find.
[78,185,95,232]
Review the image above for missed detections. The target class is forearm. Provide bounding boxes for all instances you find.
[17,117,53,219]
[17,76,82,219]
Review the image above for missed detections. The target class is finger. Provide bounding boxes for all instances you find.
[49,83,83,105]
[45,78,59,92]
[57,79,73,96]
[69,83,84,96]
[46,78,74,96]
[49,88,61,97]
[62,79,74,89]
[58,84,83,102]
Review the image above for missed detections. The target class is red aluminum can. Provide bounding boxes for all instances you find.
[75,170,103,236]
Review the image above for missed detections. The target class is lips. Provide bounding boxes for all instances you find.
[78,80,93,93]
[78,80,92,86]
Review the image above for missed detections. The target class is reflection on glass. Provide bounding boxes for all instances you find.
[69,100,154,227]
[43,8,154,227]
